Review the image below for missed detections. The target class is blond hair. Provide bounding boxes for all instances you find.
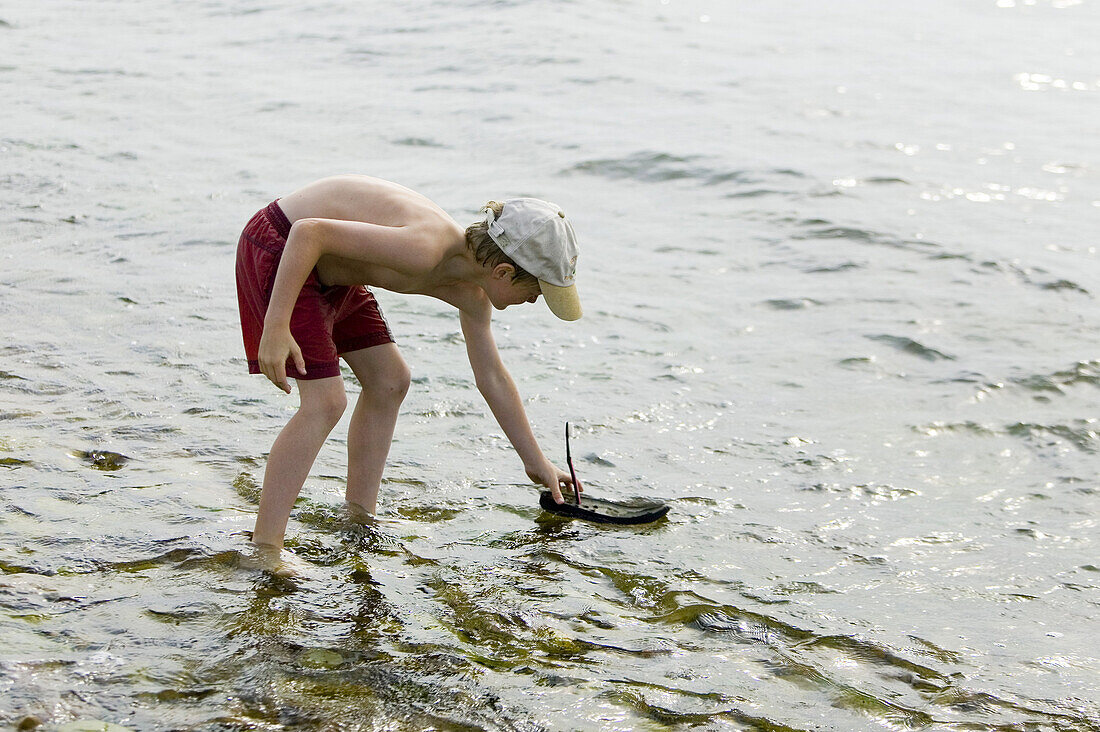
[464,201,538,285]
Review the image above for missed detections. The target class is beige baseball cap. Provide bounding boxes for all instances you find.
[485,198,582,321]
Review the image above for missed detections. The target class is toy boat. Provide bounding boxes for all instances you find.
[539,423,670,525]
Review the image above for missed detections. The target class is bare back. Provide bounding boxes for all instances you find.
[277,175,454,231]
[275,175,477,306]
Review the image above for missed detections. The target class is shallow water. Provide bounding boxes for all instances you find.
[2,0,1099,730]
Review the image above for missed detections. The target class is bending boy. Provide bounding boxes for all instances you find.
[235,175,581,548]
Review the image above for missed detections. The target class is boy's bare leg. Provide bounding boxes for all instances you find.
[341,344,410,516]
[252,375,348,547]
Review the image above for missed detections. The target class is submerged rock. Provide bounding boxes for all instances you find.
[72,450,130,471]
[300,648,344,668]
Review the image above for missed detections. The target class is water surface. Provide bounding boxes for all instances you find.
[2,1,1098,729]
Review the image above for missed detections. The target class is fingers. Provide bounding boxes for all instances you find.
[259,353,291,394]
[542,468,565,503]
[291,343,307,378]
[257,331,302,395]
[554,472,579,504]
[529,463,576,504]
[272,361,290,394]
[261,361,292,394]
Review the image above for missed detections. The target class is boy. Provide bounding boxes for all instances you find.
[236,175,581,549]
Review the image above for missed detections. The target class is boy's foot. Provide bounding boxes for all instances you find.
[344,500,379,526]
[241,542,308,577]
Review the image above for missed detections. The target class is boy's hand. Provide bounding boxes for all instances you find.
[257,326,306,394]
[526,460,579,504]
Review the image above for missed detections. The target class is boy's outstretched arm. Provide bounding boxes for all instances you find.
[459,305,574,503]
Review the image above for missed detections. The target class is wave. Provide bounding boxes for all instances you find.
[916,419,1099,453]
[562,151,807,192]
[866,334,955,362]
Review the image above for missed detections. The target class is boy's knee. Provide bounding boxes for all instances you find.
[368,363,411,405]
[385,363,412,402]
[304,386,347,426]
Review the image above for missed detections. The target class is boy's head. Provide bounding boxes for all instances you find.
[465,198,582,321]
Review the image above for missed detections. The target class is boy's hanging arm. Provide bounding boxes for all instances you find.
[459,304,573,503]
[257,218,426,392]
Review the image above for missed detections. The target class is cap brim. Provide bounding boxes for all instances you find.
[539,281,582,321]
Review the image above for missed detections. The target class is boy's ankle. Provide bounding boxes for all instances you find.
[344,500,378,523]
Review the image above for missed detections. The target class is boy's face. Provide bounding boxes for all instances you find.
[486,264,542,310]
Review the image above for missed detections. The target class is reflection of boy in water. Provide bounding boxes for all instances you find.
[235,175,582,550]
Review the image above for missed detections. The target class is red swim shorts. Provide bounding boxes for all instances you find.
[235,200,395,380]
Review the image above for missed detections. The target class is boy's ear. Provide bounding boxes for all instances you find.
[492,263,515,280]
